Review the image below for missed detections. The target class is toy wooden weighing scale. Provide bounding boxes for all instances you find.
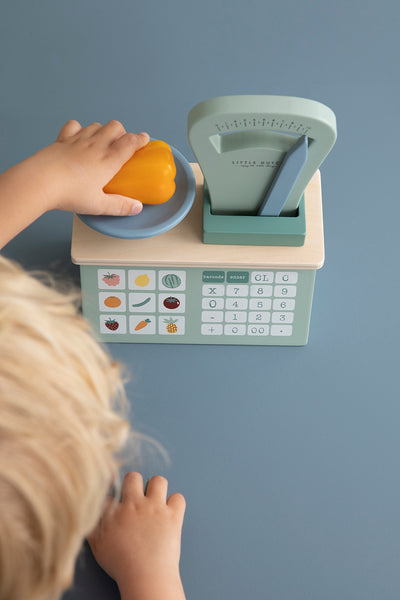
[71,96,337,345]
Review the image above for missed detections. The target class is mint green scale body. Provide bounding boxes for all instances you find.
[72,95,335,347]
[79,264,316,346]
[72,161,326,347]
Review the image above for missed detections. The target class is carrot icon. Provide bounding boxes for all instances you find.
[134,318,151,331]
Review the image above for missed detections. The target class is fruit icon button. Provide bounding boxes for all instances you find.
[165,318,178,333]
[162,273,181,289]
[158,316,185,335]
[159,293,185,313]
[105,318,119,330]
[129,316,156,335]
[135,318,151,331]
[99,292,126,312]
[103,272,120,286]
[159,271,186,291]
[163,296,180,309]
[128,270,156,290]
[135,274,150,287]
[100,315,126,334]
[129,293,156,313]
[98,269,125,289]
[104,296,121,308]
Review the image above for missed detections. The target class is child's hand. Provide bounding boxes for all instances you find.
[0,120,149,248]
[88,472,186,600]
[32,120,149,216]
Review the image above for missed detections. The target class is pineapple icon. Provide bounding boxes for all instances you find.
[164,317,178,334]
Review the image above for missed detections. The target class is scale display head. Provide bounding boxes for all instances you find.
[188,95,337,216]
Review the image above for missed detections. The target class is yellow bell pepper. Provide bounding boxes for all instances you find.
[103,140,176,204]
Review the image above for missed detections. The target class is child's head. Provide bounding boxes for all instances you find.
[0,257,130,600]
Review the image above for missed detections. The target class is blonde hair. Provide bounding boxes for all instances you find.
[0,256,130,600]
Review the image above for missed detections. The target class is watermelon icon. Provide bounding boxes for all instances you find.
[162,273,181,289]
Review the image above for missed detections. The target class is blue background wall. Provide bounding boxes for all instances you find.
[1,1,399,599]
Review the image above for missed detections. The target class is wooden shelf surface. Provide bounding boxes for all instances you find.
[71,164,324,270]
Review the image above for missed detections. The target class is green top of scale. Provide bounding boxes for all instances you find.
[188,95,337,216]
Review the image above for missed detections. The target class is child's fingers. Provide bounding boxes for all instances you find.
[94,119,127,145]
[109,131,150,161]
[80,122,103,138]
[167,492,186,516]
[121,472,145,503]
[57,119,82,141]
[98,192,143,217]
[145,475,169,503]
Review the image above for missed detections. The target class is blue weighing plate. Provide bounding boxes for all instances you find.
[78,145,196,239]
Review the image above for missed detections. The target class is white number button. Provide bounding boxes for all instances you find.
[275,271,298,284]
[249,298,272,310]
[226,285,249,297]
[225,298,248,310]
[225,311,247,323]
[248,312,271,323]
[250,285,273,297]
[271,325,293,336]
[274,285,297,298]
[202,297,224,310]
[224,324,246,335]
[273,299,295,311]
[248,325,270,336]
[272,312,294,324]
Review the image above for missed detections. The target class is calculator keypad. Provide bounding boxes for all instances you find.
[201,270,297,337]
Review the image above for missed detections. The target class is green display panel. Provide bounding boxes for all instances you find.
[80,265,316,346]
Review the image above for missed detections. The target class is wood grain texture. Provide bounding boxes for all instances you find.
[71,164,324,269]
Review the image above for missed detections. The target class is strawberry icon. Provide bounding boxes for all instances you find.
[105,318,119,331]
[102,272,121,287]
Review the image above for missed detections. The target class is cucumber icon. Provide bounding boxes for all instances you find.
[131,297,151,308]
